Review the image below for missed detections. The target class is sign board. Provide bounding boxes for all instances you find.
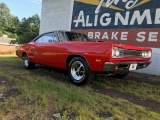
[71,0,160,47]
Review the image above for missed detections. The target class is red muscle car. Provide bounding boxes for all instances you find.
[16,31,152,85]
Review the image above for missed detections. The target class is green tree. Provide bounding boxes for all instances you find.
[0,2,20,38]
[7,16,20,33]
[0,30,2,36]
[0,2,40,44]
[17,14,40,44]
[0,2,11,32]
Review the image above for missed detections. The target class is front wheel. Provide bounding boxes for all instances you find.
[23,54,35,69]
[67,57,94,85]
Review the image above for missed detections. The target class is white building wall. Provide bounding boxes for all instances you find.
[40,0,74,34]
[40,0,160,76]
[138,48,160,76]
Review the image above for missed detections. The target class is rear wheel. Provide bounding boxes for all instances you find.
[23,54,35,69]
[67,57,94,85]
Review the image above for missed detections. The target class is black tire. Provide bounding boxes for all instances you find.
[112,71,130,79]
[67,57,94,85]
[23,54,35,69]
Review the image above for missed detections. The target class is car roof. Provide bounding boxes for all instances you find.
[31,30,87,42]
[40,30,85,36]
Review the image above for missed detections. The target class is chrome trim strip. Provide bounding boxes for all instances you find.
[103,61,151,71]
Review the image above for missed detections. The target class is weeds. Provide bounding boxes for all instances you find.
[93,75,160,103]
[0,55,160,120]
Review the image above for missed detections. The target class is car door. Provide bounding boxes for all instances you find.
[34,32,59,66]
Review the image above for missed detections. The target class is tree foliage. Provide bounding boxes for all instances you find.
[0,2,40,44]
[17,14,40,44]
[0,2,12,34]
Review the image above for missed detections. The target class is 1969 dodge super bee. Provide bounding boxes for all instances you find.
[16,31,152,85]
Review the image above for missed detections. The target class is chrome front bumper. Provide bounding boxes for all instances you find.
[103,61,151,72]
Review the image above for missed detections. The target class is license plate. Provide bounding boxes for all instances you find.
[129,64,137,71]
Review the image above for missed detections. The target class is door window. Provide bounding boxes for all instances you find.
[42,33,54,43]
[35,32,59,43]
[35,36,43,43]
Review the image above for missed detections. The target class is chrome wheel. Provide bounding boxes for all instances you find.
[24,57,29,67]
[71,61,85,81]
[23,54,35,69]
[68,57,94,85]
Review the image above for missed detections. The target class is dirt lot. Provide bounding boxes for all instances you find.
[0,55,160,120]
[0,45,16,54]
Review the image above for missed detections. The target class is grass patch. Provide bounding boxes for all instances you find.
[0,55,160,120]
[93,75,160,103]
[0,54,16,57]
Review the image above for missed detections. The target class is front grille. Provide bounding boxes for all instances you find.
[120,49,142,58]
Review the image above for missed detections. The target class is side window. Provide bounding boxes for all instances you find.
[42,33,54,43]
[53,32,58,42]
[35,36,43,43]
[35,32,59,43]
[59,32,69,42]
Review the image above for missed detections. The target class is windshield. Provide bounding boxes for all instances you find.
[59,31,90,42]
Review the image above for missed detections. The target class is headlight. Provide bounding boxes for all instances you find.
[115,49,120,56]
[142,51,145,57]
[148,51,152,58]
[142,51,152,58]
[112,47,120,58]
